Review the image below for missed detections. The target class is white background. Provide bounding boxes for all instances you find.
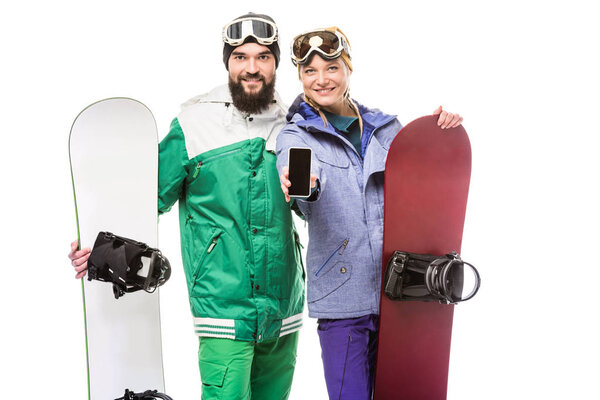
[1,0,599,399]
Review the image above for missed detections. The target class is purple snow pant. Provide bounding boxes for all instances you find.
[317,314,379,400]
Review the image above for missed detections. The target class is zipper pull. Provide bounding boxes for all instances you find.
[207,237,218,253]
[192,161,202,178]
[339,239,349,255]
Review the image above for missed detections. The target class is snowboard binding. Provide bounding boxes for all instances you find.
[383,250,480,304]
[88,232,171,299]
[115,389,173,400]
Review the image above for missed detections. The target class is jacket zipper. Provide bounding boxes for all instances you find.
[192,161,202,178]
[202,148,243,163]
[190,230,222,295]
[206,231,223,254]
[293,231,306,281]
[207,236,219,253]
[315,238,349,277]
[192,148,243,179]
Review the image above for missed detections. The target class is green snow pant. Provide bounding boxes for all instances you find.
[198,331,299,400]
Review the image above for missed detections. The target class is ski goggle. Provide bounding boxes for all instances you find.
[223,17,278,46]
[290,29,351,66]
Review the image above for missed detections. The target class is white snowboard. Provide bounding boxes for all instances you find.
[69,98,165,399]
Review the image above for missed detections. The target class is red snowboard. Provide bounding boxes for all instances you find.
[373,115,471,400]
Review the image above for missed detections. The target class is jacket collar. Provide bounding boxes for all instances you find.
[287,94,396,134]
[181,84,287,119]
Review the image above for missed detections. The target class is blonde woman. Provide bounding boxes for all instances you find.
[277,27,462,400]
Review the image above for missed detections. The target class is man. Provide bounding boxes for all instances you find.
[69,13,305,400]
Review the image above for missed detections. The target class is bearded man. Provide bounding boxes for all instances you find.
[69,13,305,400]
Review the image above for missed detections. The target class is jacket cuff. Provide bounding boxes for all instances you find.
[305,179,320,202]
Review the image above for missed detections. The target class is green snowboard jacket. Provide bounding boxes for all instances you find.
[158,85,305,343]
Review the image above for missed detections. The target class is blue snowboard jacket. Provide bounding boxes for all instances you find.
[276,96,403,319]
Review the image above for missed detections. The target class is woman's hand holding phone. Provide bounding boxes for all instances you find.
[280,166,318,203]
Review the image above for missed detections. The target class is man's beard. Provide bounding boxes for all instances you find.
[228,73,276,114]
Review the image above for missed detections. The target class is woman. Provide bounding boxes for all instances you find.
[276,27,463,400]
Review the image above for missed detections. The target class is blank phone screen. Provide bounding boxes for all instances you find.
[288,148,312,197]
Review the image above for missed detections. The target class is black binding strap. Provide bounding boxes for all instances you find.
[87,232,171,299]
[115,389,173,400]
[383,250,480,304]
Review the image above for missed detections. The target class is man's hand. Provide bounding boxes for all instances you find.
[280,166,318,203]
[68,240,91,279]
[433,106,463,129]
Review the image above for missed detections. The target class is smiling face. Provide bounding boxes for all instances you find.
[300,54,352,116]
[227,42,277,114]
[228,42,275,94]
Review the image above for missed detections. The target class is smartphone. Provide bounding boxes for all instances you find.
[288,147,312,198]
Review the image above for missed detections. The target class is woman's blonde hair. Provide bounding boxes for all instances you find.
[298,27,363,134]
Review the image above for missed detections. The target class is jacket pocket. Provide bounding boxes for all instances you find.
[315,238,349,277]
[189,147,244,181]
[314,150,350,168]
[267,229,305,300]
[189,228,223,296]
[295,231,306,282]
[308,238,352,303]
[201,147,243,165]
[308,261,352,303]
[312,149,352,199]
[190,228,250,300]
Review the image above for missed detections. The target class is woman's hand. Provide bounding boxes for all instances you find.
[433,106,463,129]
[280,166,318,203]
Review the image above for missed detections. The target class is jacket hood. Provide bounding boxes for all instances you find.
[286,94,307,121]
[286,93,395,129]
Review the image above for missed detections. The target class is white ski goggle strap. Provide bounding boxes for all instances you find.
[290,29,350,66]
[223,17,278,46]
